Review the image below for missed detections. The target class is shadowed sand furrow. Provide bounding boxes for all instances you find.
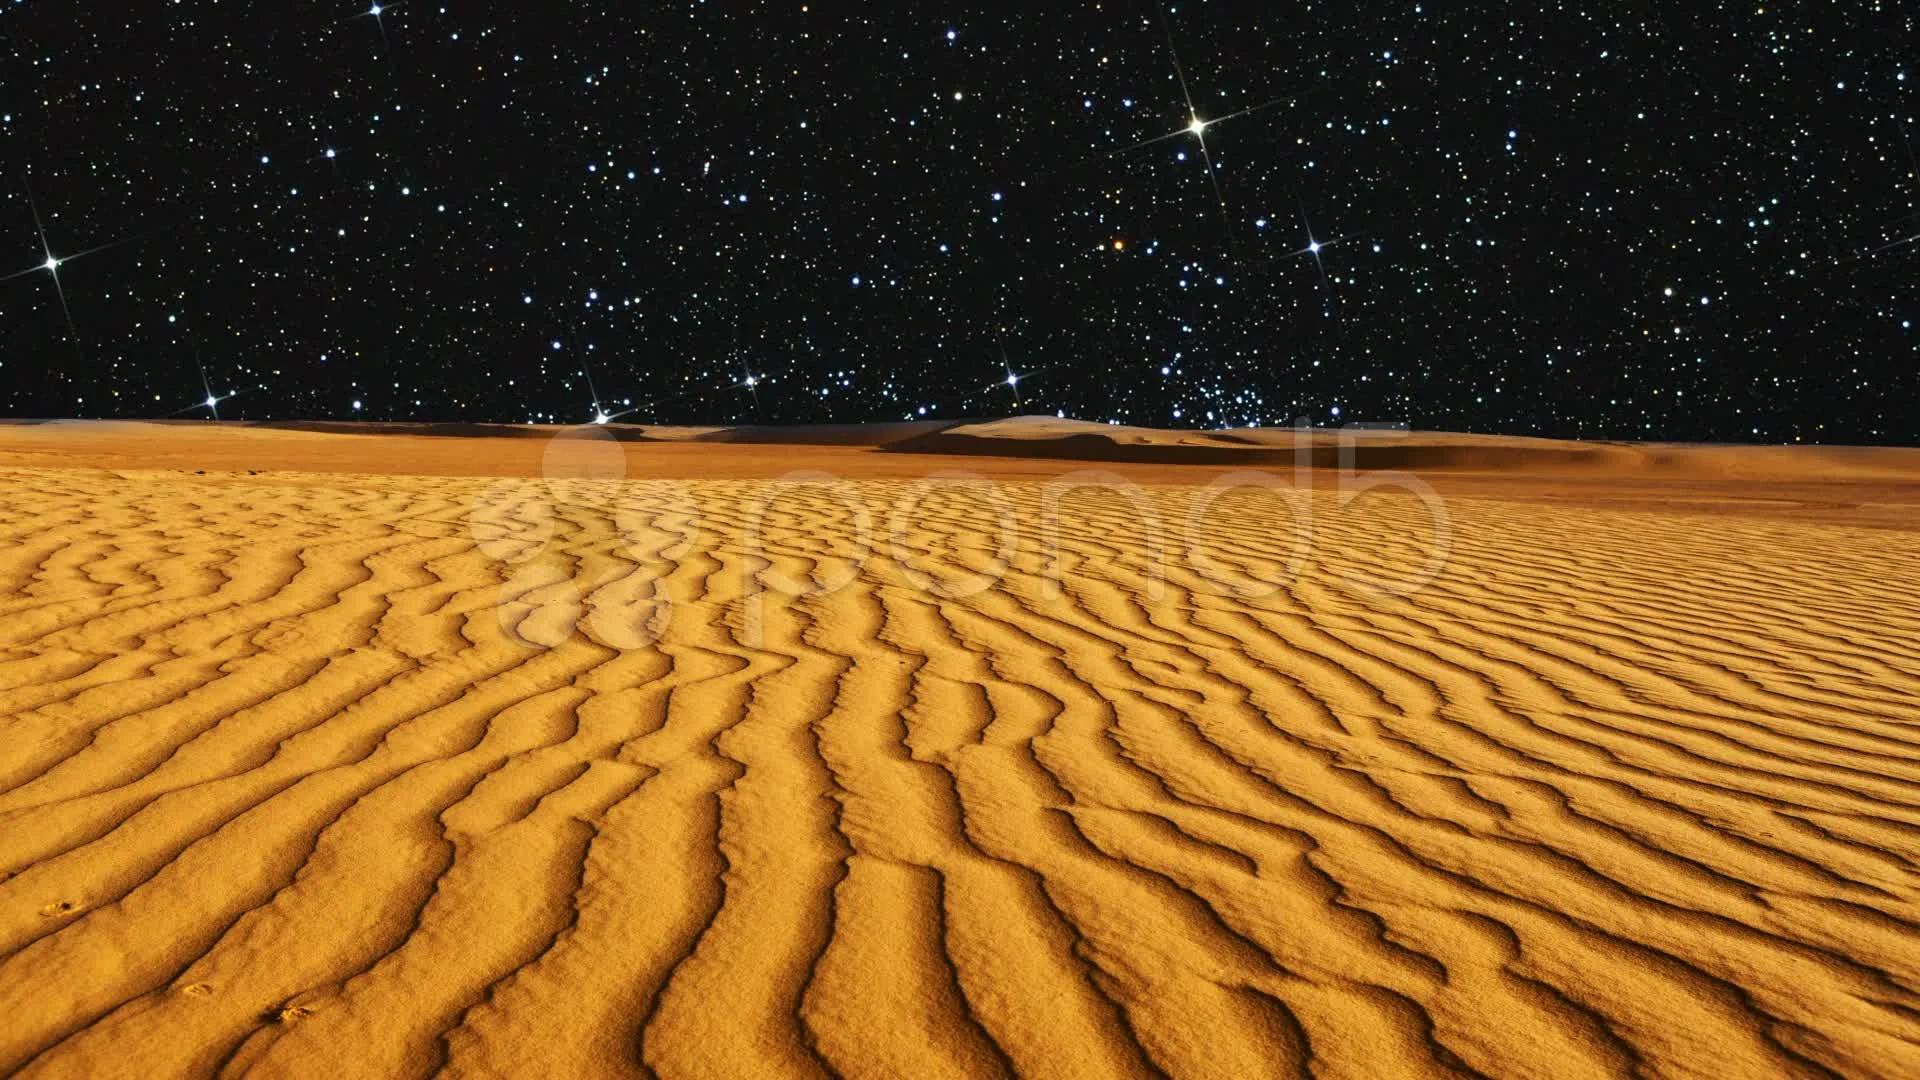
[0,626,609,1060]
[0,459,1917,1078]
[636,540,850,1077]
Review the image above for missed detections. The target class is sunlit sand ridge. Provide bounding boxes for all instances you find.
[1,424,1919,1078]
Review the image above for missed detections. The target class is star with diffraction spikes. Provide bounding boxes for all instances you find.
[988,335,1058,414]
[578,349,610,425]
[159,323,250,419]
[1076,4,1314,258]
[164,388,246,420]
[567,342,643,425]
[737,364,763,414]
[1153,5,1240,245]
[1283,195,1391,290]
[345,1,403,57]
[1,173,135,357]
[1002,344,1025,412]
[1030,7,1310,254]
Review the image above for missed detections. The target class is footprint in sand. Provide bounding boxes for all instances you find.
[265,1003,316,1025]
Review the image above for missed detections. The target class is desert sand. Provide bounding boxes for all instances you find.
[1,418,1918,1078]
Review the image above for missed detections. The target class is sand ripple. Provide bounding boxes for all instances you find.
[1,466,1918,1078]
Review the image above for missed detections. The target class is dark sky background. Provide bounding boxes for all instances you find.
[1,2,1914,442]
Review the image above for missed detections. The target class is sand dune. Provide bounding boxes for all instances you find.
[8,417,1920,486]
[2,423,1919,1077]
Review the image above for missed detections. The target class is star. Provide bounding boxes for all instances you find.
[733,366,763,415]
[1081,6,1304,209]
[1295,201,1330,282]
[348,0,400,55]
[1287,197,1383,285]
[156,323,241,419]
[1070,6,1314,265]
[993,338,1043,412]
[166,383,241,420]
[3,174,88,352]
[563,342,624,426]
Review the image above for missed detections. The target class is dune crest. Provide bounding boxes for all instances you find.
[0,432,1918,1077]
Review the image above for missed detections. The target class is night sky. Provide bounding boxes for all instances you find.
[2,3,1915,443]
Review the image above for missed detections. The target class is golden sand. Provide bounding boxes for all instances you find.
[1,420,1917,1078]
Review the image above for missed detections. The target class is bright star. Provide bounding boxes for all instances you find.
[1006,373,1020,387]
[3,175,127,352]
[352,1,396,55]
[1308,241,1321,254]
[1189,116,1207,136]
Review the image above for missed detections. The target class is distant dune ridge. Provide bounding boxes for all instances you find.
[1,420,1919,1077]
[6,414,1920,484]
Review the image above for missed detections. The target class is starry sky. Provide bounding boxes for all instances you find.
[2,2,1915,443]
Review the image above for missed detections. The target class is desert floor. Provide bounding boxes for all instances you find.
[1,419,1918,1078]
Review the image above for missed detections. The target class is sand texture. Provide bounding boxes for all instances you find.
[1,422,1919,1078]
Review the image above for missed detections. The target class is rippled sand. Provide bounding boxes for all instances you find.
[2,422,1918,1078]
